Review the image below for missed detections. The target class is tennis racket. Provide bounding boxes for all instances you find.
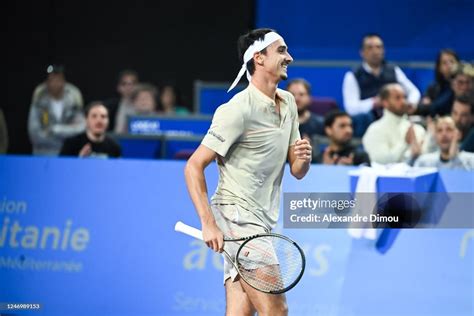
[175,221,305,294]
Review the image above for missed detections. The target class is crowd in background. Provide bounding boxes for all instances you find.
[21,66,190,158]
[1,34,472,170]
[286,34,473,170]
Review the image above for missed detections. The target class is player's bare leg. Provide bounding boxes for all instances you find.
[239,278,288,316]
[225,278,256,316]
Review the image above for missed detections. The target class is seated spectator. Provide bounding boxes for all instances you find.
[423,94,474,153]
[451,63,473,102]
[343,34,420,137]
[415,117,474,170]
[314,110,370,166]
[106,69,139,133]
[286,78,324,139]
[60,101,121,158]
[28,64,85,155]
[131,83,159,116]
[363,83,426,164]
[452,95,474,152]
[158,84,189,115]
[417,49,460,117]
[0,103,7,153]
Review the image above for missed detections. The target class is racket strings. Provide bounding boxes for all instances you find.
[236,236,303,292]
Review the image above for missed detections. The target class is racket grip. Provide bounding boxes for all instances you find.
[175,221,203,240]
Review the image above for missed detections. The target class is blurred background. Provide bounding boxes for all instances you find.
[4,0,473,156]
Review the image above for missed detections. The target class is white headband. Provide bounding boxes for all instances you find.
[227,31,283,92]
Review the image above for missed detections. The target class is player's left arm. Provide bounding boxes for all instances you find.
[288,139,311,179]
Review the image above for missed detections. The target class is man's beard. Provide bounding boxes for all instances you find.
[91,130,104,138]
[333,137,351,147]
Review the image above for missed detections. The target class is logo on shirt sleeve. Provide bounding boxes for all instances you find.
[208,130,225,142]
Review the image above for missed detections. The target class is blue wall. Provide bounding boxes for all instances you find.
[257,0,474,61]
[0,156,473,315]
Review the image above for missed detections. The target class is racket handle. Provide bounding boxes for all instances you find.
[175,221,203,240]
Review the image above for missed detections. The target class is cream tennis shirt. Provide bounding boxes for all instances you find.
[202,83,300,229]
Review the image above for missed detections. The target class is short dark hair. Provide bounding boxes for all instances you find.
[237,28,275,76]
[454,94,474,114]
[286,78,312,95]
[324,110,350,128]
[84,101,108,117]
[118,69,139,83]
[361,33,383,49]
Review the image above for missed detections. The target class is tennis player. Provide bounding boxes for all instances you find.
[184,28,311,316]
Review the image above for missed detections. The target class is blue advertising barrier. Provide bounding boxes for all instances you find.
[128,115,211,136]
[118,135,163,159]
[0,156,472,315]
[115,134,203,160]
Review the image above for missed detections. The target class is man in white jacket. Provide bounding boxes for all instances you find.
[363,83,425,164]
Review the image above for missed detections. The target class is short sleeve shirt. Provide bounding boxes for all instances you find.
[201,83,300,229]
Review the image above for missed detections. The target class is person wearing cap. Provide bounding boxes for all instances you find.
[184,28,311,316]
[28,65,86,155]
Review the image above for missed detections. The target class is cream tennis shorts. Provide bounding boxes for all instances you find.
[210,203,271,285]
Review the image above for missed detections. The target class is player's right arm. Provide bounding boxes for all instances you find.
[184,145,224,253]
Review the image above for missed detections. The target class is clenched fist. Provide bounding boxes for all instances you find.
[294,139,312,163]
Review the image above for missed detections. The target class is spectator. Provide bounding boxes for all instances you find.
[28,64,85,155]
[314,110,370,166]
[0,104,7,153]
[451,63,473,101]
[117,83,160,134]
[415,116,474,170]
[60,101,121,158]
[342,34,420,136]
[286,78,324,140]
[158,84,189,115]
[417,49,460,117]
[363,83,425,164]
[109,69,139,133]
[452,95,474,151]
[422,94,474,154]
[131,83,159,116]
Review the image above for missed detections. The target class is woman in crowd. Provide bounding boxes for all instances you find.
[417,49,460,116]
